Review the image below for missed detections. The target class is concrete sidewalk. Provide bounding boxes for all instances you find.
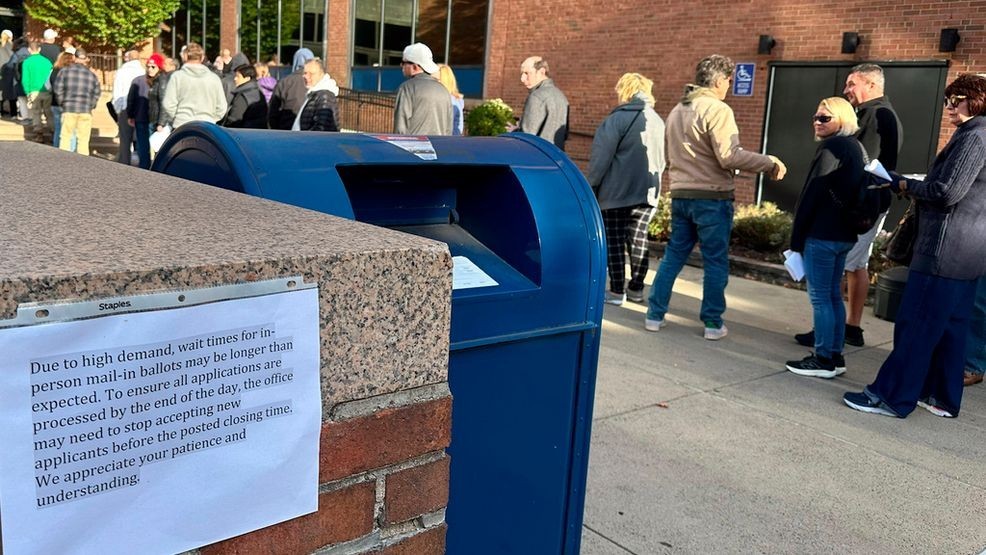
[583,264,986,554]
[0,91,120,159]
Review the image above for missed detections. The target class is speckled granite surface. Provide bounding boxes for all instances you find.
[0,142,451,414]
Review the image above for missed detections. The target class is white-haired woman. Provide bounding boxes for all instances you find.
[588,72,666,305]
[786,96,864,378]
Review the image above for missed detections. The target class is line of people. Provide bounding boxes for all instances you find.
[589,53,986,420]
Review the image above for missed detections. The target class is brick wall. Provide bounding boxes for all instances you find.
[485,0,985,202]
[199,385,451,555]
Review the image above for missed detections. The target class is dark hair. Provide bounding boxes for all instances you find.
[944,73,986,117]
[532,57,549,75]
[695,54,733,88]
[234,64,256,80]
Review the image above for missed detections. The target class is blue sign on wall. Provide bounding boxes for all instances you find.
[732,63,755,97]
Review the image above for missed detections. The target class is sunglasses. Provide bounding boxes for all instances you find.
[147,64,158,69]
[944,95,967,109]
[812,115,834,123]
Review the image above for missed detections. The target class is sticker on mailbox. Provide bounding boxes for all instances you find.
[370,135,437,160]
[452,256,499,290]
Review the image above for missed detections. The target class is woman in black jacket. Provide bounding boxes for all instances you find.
[785,97,863,378]
[221,64,268,129]
[844,74,986,419]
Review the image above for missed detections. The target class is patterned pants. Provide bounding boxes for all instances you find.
[602,205,655,294]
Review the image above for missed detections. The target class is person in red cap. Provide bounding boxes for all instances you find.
[127,53,165,168]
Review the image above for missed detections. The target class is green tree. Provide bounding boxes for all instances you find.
[239,0,301,63]
[26,0,181,49]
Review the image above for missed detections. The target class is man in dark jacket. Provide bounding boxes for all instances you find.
[222,64,268,129]
[267,49,313,129]
[293,59,338,132]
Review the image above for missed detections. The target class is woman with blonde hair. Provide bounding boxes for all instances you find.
[436,64,464,135]
[785,96,864,378]
[588,72,666,305]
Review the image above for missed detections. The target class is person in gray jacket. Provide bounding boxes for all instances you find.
[843,74,986,419]
[161,42,227,129]
[588,72,666,305]
[393,43,451,135]
[516,56,569,150]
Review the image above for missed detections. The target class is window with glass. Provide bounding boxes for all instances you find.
[351,0,488,95]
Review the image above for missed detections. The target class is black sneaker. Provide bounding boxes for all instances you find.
[794,330,815,347]
[845,324,865,347]
[785,353,837,379]
[843,390,899,417]
[832,353,846,376]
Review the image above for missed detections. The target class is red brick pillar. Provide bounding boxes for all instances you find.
[200,388,452,554]
[220,0,240,54]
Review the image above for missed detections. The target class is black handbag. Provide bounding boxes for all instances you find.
[105,100,118,121]
[884,202,917,265]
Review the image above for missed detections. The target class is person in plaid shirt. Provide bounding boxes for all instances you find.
[52,48,100,156]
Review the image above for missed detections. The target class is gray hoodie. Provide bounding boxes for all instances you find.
[161,62,228,128]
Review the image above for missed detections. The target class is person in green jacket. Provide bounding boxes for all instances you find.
[21,41,54,141]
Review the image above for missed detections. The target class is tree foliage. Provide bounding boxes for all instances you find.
[239,0,301,63]
[26,0,181,49]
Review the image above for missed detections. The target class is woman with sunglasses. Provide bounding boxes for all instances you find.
[127,53,164,169]
[844,74,986,418]
[785,97,864,378]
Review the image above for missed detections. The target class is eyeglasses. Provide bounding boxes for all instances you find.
[147,64,158,69]
[812,115,834,123]
[944,95,967,109]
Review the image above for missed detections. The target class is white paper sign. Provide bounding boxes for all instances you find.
[452,255,499,290]
[783,249,805,282]
[0,287,321,555]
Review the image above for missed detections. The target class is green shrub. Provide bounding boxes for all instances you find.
[647,193,672,241]
[731,202,792,252]
[465,99,514,136]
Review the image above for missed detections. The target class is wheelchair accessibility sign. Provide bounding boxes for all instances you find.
[732,63,755,96]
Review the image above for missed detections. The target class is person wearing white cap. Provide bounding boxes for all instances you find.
[40,29,60,64]
[393,42,452,135]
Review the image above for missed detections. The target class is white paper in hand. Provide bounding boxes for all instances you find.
[783,249,805,282]
[864,158,891,182]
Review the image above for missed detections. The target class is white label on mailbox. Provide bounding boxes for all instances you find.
[371,134,437,160]
[452,256,499,290]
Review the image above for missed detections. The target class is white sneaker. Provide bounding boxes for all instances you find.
[644,318,666,332]
[704,324,728,341]
[604,291,626,306]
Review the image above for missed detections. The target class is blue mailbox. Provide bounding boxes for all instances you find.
[152,124,605,554]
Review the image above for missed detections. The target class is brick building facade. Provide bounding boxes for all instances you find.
[483,0,984,202]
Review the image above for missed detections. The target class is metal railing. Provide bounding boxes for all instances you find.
[85,53,120,93]
[336,87,395,134]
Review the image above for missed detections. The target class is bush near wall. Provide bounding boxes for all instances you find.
[646,197,888,276]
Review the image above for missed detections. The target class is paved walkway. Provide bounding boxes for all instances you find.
[584,264,986,554]
[0,92,120,159]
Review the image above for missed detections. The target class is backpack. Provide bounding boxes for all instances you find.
[831,140,892,235]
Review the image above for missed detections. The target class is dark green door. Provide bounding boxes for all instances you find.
[759,61,948,228]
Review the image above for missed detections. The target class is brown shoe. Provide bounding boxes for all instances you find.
[964,371,984,387]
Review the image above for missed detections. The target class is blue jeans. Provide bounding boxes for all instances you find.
[803,238,853,358]
[869,270,976,417]
[647,198,733,327]
[135,122,152,169]
[965,275,986,376]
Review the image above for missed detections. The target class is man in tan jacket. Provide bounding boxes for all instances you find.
[645,54,786,340]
